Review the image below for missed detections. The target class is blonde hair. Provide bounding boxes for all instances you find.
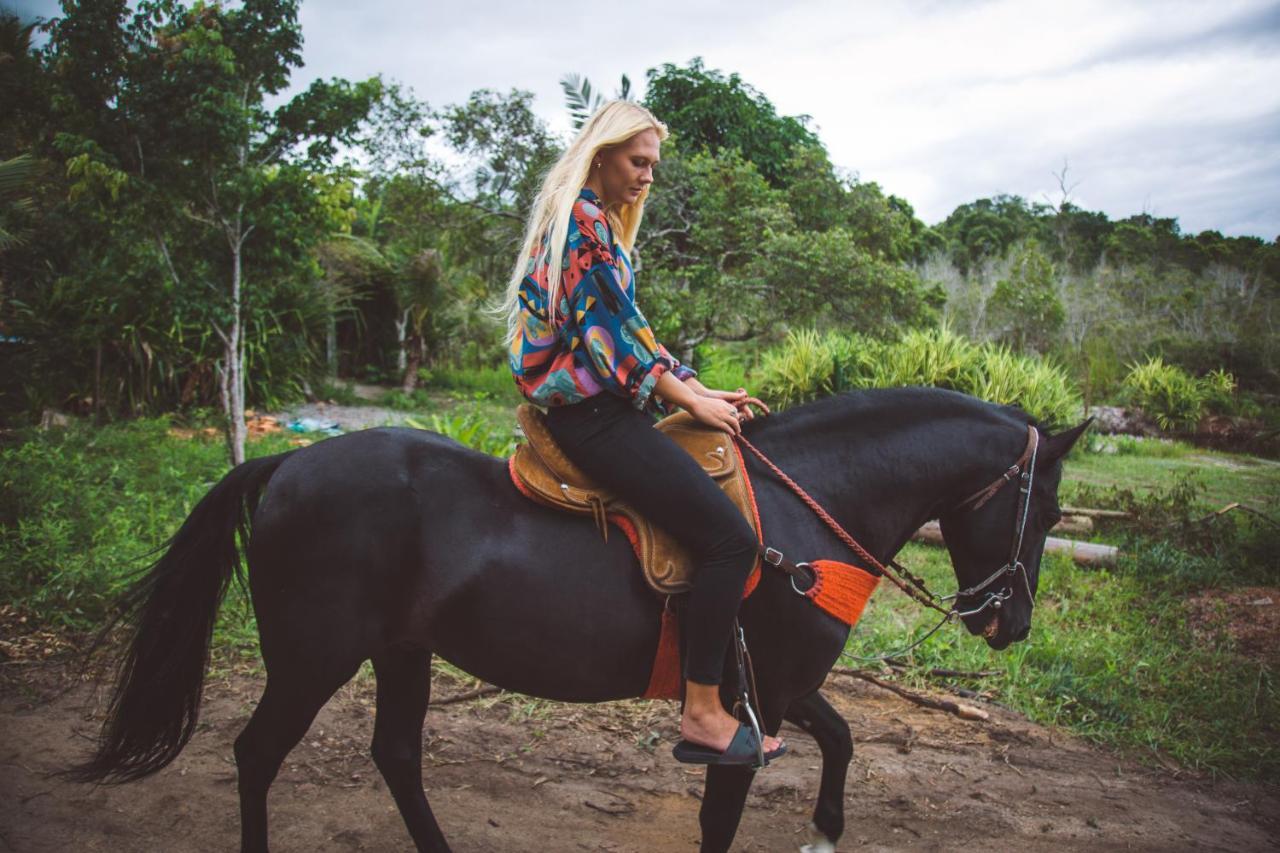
[499,100,668,343]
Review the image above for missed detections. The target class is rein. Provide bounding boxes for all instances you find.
[735,424,1041,651]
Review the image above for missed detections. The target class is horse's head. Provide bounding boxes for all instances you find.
[938,417,1092,650]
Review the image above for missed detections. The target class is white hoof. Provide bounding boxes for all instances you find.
[799,823,837,853]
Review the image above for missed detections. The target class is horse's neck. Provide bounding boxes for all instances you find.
[745,400,1002,560]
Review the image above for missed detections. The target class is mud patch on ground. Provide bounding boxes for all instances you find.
[2,654,1276,852]
[1187,585,1280,668]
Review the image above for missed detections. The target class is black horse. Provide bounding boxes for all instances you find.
[74,386,1089,852]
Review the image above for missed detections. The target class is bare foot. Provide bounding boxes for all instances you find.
[680,703,783,754]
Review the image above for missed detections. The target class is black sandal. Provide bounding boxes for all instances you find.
[671,723,786,767]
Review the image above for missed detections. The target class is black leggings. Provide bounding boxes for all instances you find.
[544,393,759,685]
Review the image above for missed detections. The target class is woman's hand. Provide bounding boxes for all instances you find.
[686,395,745,436]
[687,380,770,421]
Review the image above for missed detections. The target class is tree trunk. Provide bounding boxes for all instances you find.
[394,309,408,373]
[326,311,337,378]
[93,340,103,425]
[401,334,422,394]
[222,232,247,467]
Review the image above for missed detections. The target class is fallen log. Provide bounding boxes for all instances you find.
[912,521,1118,568]
[831,668,989,721]
[1061,506,1132,519]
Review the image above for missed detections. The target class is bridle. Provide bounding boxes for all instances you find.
[939,423,1041,620]
[736,422,1042,658]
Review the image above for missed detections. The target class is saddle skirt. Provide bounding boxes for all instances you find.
[508,403,763,595]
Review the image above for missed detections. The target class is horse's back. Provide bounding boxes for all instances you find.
[245,427,661,700]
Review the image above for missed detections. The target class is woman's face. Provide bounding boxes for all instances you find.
[592,129,661,208]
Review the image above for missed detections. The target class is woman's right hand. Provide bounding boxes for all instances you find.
[687,395,743,436]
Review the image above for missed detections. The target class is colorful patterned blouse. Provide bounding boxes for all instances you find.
[508,186,696,414]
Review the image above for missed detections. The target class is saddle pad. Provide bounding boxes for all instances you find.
[509,403,763,594]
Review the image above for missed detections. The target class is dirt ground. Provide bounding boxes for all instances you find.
[2,653,1276,853]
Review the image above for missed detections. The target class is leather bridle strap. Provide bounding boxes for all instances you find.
[953,424,1039,512]
[737,435,953,617]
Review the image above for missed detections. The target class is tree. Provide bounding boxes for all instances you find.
[559,72,632,129]
[986,241,1064,354]
[38,0,380,462]
[643,58,821,188]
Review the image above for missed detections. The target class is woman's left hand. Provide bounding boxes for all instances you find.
[690,382,770,420]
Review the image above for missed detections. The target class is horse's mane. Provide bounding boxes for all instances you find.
[742,386,1039,441]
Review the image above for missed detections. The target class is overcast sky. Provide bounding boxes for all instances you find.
[13,0,1280,239]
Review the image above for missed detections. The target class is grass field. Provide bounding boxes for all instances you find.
[2,394,1276,780]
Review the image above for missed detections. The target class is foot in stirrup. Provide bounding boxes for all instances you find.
[672,722,787,767]
[676,705,785,766]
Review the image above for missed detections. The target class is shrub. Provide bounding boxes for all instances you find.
[1121,356,1239,427]
[756,326,1080,425]
[862,325,980,391]
[756,329,839,408]
[692,343,751,394]
[969,345,1080,427]
[405,411,516,457]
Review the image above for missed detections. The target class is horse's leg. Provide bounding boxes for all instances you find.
[697,684,791,853]
[698,764,758,853]
[785,690,851,853]
[234,662,360,853]
[370,646,450,852]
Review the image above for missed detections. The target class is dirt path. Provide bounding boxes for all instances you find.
[2,658,1275,852]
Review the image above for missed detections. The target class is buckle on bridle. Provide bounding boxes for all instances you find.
[763,547,783,567]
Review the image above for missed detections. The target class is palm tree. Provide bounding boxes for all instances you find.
[559,73,633,129]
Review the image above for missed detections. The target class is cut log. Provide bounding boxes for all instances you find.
[912,521,1118,568]
[1059,504,1131,517]
[1053,515,1094,536]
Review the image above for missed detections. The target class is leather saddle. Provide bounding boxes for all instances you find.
[509,403,762,594]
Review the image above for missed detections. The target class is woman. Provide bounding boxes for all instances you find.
[503,100,784,766]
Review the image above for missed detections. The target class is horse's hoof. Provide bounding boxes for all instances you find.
[799,823,836,853]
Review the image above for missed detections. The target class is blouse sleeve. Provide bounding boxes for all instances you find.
[564,199,675,413]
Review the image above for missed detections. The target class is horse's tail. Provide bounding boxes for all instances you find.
[67,450,293,784]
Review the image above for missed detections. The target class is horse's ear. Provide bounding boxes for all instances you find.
[1038,417,1094,466]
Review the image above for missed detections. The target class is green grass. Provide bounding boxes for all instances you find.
[851,543,1277,779]
[1064,438,1280,509]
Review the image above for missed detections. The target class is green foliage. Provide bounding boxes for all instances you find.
[855,540,1278,780]
[405,411,515,457]
[418,365,520,401]
[0,418,293,627]
[690,343,751,394]
[970,345,1080,427]
[986,241,1064,354]
[1120,357,1238,431]
[757,326,1080,426]
[863,325,980,391]
[756,329,842,408]
[642,57,821,187]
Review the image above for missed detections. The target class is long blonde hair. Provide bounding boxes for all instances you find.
[500,100,669,344]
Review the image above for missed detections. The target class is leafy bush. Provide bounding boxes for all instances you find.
[405,411,516,457]
[419,365,519,400]
[1121,357,1207,431]
[692,343,750,394]
[970,345,1080,427]
[756,329,840,408]
[862,325,979,391]
[0,419,294,628]
[1121,357,1239,431]
[756,325,1080,426]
